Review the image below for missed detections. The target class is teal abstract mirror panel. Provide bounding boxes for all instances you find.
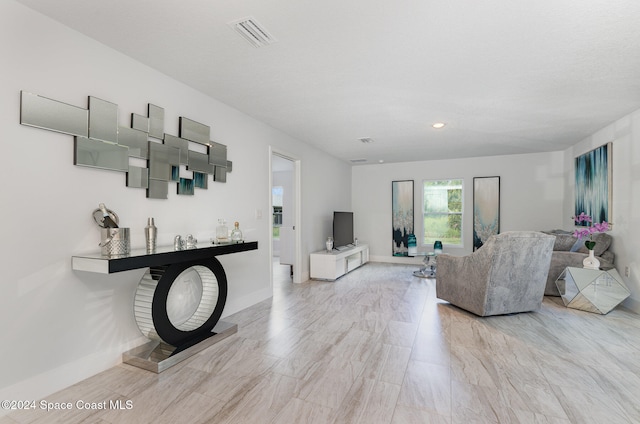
[20,90,233,199]
[194,172,208,189]
[20,91,88,137]
[178,178,195,195]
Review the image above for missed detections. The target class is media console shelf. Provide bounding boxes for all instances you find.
[310,243,369,280]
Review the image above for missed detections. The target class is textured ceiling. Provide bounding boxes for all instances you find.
[15,0,640,165]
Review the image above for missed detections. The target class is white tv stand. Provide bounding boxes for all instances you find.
[310,243,369,281]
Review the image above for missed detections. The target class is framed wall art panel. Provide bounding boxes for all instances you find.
[575,143,612,225]
[473,176,500,250]
[392,180,414,256]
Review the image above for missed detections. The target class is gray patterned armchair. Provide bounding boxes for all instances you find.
[436,231,555,316]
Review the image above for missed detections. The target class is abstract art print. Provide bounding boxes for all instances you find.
[392,180,414,256]
[473,176,500,250]
[575,143,612,225]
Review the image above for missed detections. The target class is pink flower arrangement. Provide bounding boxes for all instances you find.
[572,212,611,250]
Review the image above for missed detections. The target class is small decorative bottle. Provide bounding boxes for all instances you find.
[230,222,243,243]
[145,217,157,253]
[216,219,229,243]
[434,240,443,255]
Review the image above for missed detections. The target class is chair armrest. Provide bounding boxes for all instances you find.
[436,251,492,315]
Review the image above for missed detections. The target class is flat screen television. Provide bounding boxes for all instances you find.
[333,211,354,249]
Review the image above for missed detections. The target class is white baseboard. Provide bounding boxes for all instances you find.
[221,287,273,319]
[0,288,275,418]
[0,336,148,417]
[370,255,424,265]
[622,296,640,314]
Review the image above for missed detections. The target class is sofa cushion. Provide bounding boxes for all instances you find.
[552,234,579,251]
[569,237,583,252]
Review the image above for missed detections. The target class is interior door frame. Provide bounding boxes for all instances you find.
[269,147,302,284]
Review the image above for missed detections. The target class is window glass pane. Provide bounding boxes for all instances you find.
[423,179,463,246]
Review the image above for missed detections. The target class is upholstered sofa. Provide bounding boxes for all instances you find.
[543,230,614,296]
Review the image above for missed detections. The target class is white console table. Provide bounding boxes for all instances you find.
[310,243,369,280]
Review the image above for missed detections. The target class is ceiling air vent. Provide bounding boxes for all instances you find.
[229,17,277,48]
[358,137,374,143]
[350,159,368,163]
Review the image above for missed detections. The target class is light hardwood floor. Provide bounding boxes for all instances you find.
[2,262,639,424]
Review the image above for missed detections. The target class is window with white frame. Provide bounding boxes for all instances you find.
[423,179,463,246]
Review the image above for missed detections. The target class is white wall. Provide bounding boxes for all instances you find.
[562,108,640,313]
[352,151,565,263]
[0,1,351,403]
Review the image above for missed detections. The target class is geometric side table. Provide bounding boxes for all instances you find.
[555,267,630,314]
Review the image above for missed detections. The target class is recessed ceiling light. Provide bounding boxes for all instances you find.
[378,160,384,163]
[432,122,446,129]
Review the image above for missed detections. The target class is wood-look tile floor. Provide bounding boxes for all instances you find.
[3,262,640,424]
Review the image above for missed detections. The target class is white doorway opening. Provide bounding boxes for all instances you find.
[269,148,302,285]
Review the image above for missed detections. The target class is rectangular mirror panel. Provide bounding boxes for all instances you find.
[147,179,168,199]
[148,104,165,139]
[74,136,128,172]
[127,165,149,188]
[214,165,227,182]
[208,142,227,167]
[20,91,88,137]
[187,150,214,173]
[164,134,189,165]
[89,96,118,142]
[179,117,210,144]
[149,142,180,181]
[131,113,149,132]
[118,126,149,158]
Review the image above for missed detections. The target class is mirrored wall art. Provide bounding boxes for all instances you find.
[74,136,129,171]
[209,142,228,167]
[148,179,169,199]
[88,96,118,143]
[20,90,233,199]
[194,172,208,189]
[164,134,189,166]
[178,178,195,195]
[131,113,149,132]
[118,126,148,159]
[148,104,165,139]
[179,117,210,144]
[187,150,214,174]
[20,91,88,137]
[127,165,149,189]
